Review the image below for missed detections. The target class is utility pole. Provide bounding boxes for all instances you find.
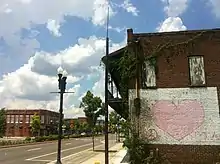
[104,1,110,164]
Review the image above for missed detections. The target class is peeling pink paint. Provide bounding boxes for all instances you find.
[152,100,205,140]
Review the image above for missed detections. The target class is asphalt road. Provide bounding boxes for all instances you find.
[0,135,115,164]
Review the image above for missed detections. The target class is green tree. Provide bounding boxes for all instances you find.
[109,111,121,141]
[95,124,103,134]
[80,90,104,151]
[0,108,6,138]
[81,122,89,133]
[30,113,41,137]
[73,120,80,134]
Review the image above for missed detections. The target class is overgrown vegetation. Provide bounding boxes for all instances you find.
[122,120,164,164]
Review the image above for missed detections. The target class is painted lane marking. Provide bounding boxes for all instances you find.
[47,143,104,164]
[65,143,71,145]
[30,159,52,162]
[25,142,93,161]
[27,148,41,152]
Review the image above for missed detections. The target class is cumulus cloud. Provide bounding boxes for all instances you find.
[158,0,188,32]
[0,0,136,118]
[0,0,137,59]
[161,0,189,17]
[0,35,126,118]
[46,19,62,37]
[29,36,106,77]
[157,17,187,32]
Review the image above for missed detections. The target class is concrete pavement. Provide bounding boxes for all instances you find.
[48,139,118,164]
[0,135,112,164]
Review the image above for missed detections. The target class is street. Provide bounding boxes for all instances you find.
[0,135,116,164]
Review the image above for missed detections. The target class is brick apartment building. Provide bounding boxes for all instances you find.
[64,117,88,128]
[5,109,59,137]
[105,28,220,163]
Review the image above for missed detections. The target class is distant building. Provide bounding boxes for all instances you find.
[96,119,104,126]
[5,109,59,137]
[64,117,88,127]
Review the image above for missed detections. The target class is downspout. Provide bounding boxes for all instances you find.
[127,29,141,135]
[134,40,141,135]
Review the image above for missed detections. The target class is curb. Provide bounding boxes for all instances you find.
[0,140,58,149]
[0,135,104,149]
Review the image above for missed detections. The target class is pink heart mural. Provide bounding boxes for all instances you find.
[152,100,205,140]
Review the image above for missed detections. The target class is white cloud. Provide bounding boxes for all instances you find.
[109,26,126,33]
[46,19,62,37]
[0,0,116,66]
[0,35,126,118]
[29,36,106,77]
[120,0,139,16]
[161,0,189,17]
[208,0,220,18]
[157,17,187,32]
[158,0,188,32]
[92,0,115,26]
[0,0,136,118]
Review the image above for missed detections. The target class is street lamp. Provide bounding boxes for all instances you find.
[56,66,67,164]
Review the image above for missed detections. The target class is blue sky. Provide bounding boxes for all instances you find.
[0,0,219,118]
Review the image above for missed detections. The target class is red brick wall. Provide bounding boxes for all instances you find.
[128,29,220,164]
[149,144,220,164]
[133,30,220,89]
[5,109,59,137]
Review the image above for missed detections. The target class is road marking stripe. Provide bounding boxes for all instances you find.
[25,142,93,161]
[65,143,71,145]
[30,159,52,162]
[47,143,104,164]
[27,148,41,152]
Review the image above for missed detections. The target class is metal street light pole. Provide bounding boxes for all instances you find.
[56,67,67,164]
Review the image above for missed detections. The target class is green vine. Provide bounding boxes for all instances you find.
[104,30,208,164]
[104,31,207,110]
[123,121,165,164]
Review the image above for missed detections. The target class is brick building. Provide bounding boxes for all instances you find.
[5,109,59,137]
[105,28,220,163]
[64,117,88,129]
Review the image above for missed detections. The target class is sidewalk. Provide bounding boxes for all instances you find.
[48,141,127,164]
[80,143,125,164]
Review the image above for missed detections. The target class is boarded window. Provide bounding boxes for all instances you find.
[189,56,206,86]
[143,60,156,87]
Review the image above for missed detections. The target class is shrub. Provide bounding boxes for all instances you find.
[25,137,31,141]
[34,136,44,142]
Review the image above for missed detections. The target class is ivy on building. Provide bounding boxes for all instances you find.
[104,30,208,163]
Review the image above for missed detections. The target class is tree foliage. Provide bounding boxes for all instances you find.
[72,120,80,133]
[109,111,120,133]
[0,108,6,137]
[80,90,104,127]
[30,113,41,136]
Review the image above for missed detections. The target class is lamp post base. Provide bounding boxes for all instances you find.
[56,160,62,164]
